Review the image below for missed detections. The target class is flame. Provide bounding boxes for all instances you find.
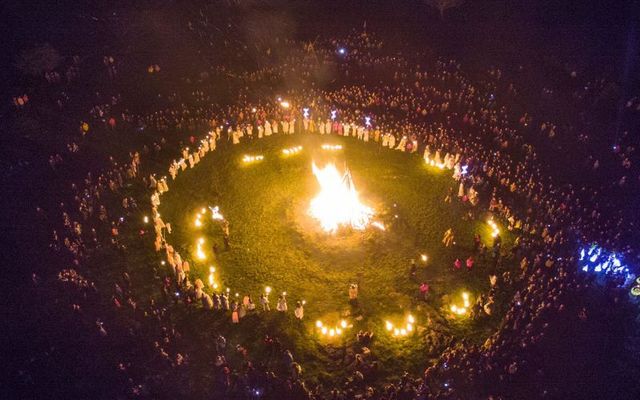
[309,162,374,233]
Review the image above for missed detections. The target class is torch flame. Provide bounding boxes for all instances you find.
[309,162,374,233]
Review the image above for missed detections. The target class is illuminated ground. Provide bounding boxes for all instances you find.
[158,134,511,386]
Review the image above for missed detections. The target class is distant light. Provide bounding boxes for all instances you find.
[338,47,346,55]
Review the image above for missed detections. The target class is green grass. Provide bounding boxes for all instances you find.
[159,134,509,387]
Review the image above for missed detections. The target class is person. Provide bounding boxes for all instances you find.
[215,335,226,354]
[409,259,417,279]
[222,220,230,250]
[276,295,288,312]
[245,295,256,311]
[221,292,230,310]
[473,234,481,252]
[231,303,239,323]
[444,187,453,203]
[294,301,304,319]
[442,228,454,247]
[348,283,358,305]
[419,282,429,301]
[466,256,474,271]
[260,293,270,311]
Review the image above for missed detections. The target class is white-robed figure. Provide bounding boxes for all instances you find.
[151,192,161,208]
[244,124,253,139]
[325,120,332,135]
[343,122,350,137]
[282,120,289,135]
[350,122,357,137]
[319,119,326,135]
[434,150,442,165]
[276,295,288,312]
[288,118,296,134]
[272,119,279,135]
[395,136,407,151]
[264,120,273,136]
[446,153,455,169]
[453,163,461,180]
[357,125,364,140]
[232,129,240,144]
[363,129,369,142]
[423,145,431,163]
[382,132,389,147]
[294,301,304,319]
[388,134,396,149]
[303,117,309,132]
[411,138,418,153]
[257,124,264,139]
[458,181,465,198]
[469,186,479,206]
[209,136,216,151]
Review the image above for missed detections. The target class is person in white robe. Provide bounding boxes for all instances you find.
[388,134,396,148]
[357,126,364,140]
[364,129,369,142]
[272,120,279,135]
[282,120,289,135]
[343,123,350,137]
[453,164,461,181]
[395,136,407,151]
[325,120,332,135]
[319,120,325,135]
[458,182,465,198]
[411,139,418,153]
[288,119,295,134]
[447,154,455,169]
[434,150,442,165]
[423,145,431,162]
[264,120,272,136]
[232,130,240,144]
[382,132,389,147]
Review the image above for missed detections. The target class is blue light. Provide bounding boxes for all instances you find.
[338,47,347,55]
[303,107,310,118]
[364,116,371,127]
[461,165,469,175]
[331,110,337,121]
[578,244,636,286]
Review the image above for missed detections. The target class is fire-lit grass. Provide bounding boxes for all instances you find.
[158,134,512,387]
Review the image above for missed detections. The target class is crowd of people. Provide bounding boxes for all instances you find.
[8,2,640,398]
